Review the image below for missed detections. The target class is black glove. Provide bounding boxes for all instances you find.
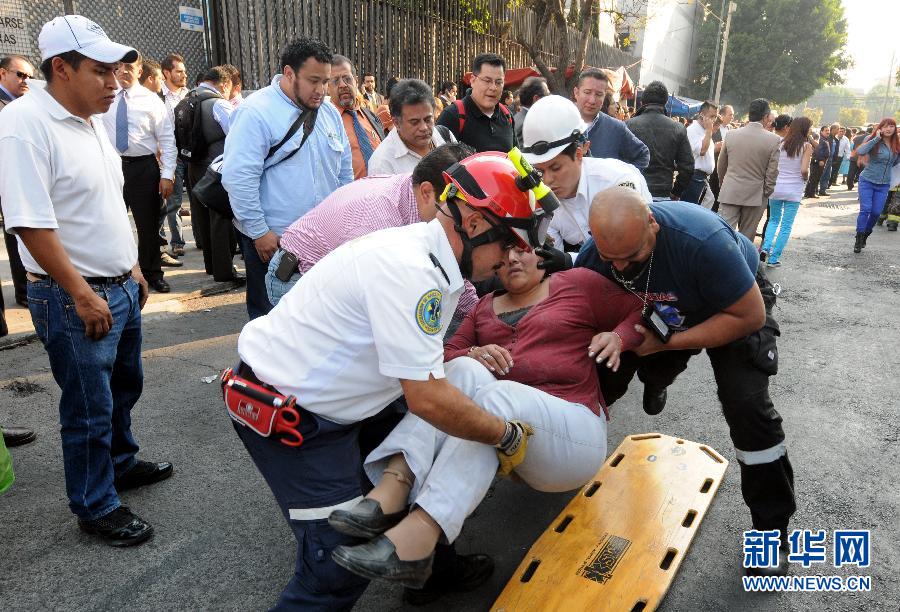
[535,245,572,274]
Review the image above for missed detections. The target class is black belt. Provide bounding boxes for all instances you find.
[692,169,710,177]
[120,154,157,163]
[29,270,132,285]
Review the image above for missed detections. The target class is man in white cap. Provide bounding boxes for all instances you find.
[520,95,651,255]
[0,15,173,547]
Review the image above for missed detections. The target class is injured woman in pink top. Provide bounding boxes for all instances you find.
[329,245,643,589]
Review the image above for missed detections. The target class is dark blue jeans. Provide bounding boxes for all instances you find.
[237,231,274,320]
[818,158,833,193]
[27,277,143,520]
[680,170,708,205]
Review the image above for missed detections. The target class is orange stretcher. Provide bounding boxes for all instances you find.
[492,433,728,612]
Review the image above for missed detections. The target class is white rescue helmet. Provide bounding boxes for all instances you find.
[521,95,587,165]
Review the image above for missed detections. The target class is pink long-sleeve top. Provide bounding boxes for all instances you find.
[444,268,644,416]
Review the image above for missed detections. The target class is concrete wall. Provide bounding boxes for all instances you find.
[629,0,700,93]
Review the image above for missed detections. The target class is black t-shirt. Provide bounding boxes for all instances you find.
[575,201,759,329]
[436,95,517,153]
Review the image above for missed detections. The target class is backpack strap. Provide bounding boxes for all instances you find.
[455,99,466,133]
[498,103,513,126]
[435,124,454,143]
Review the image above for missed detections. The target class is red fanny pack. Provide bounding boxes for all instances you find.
[221,368,304,447]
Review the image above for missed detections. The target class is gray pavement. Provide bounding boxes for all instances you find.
[1,186,897,611]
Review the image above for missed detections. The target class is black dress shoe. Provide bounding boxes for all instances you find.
[150,278,171,293]
[745,545,790,577]
[2,426,36,447]
[329,498,406,539]
[332,534,434,589]
[642,385,668,415]
[78,506,154,547]
[403,553,495,606]
[115,460,173,492]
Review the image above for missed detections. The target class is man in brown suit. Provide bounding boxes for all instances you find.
[717,98,781,240]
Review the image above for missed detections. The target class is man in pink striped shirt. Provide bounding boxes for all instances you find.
[266,143,479,328]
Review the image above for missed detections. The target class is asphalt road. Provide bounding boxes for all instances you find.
[1,186,897,611]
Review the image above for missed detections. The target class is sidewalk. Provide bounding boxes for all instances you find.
[0,211,246,346]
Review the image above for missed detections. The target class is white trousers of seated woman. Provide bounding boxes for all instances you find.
[364,356,607,543]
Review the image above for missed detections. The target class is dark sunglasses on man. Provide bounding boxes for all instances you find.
[13,71,33,80]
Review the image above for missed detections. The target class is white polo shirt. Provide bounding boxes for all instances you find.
[367,126,454,176]
[238,219,464,425]
[687,120,716,174]
[0,80,138,277]
[547,157,652,250]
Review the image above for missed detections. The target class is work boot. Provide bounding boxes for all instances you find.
[403,553,495,606]
[329,498,406,539]
[853,233,863,253]
[861,231,872,248]
[332,534,434,589]
[642,385,668,415]
[745,544,790,577]
[887,221,898,231]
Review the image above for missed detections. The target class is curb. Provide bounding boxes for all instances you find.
[0,279,244,351]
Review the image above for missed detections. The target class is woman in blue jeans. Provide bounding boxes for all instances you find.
[763,117,812,267]
[854,118,900,253]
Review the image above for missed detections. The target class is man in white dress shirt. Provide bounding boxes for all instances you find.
[682,101,718,208]
[102,53,177,292]
[368,79,455,175]
[159,53,189,258]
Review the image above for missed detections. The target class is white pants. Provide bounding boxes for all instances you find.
[364,357,608,542]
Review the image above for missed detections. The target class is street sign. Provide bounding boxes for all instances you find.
[179,5,204,32]
[0,0,33,57]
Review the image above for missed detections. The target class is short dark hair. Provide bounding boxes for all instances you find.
[0,55,29,71]
[389,79,435,118]
[40,50,86,83]
[385,76,400,100]
[279,36,332,72]
[202,65,230,86]
[748,98,771,122]
[519,76,547,107]
[576,68,608,88]
[330,54,354,73]
[362,71,375,79]
[471,52,504,75]
[139,59,161,85]
[161,53,185,72]
[221,63,242,86]
[439,81,455,94]
[699,100,717,114]
[412,142,476,193]
[773,114,792,130]
[641,81,668,106]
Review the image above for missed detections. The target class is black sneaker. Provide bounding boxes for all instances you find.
[78,506,154,547]
[403,553,495,606]
[115,460,173,492]
[745,544,790,577]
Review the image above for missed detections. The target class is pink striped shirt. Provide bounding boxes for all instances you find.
[279,173,479,316]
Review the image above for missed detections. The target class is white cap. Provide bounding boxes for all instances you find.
[38,15,138,64]
[521,95,587,165]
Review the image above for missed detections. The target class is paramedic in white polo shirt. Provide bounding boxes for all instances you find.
[367,78,456,175]
[0,15,172,547]
[520,95,651,254]
[230,152,548,609]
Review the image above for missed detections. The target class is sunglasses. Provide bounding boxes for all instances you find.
[14,71,33,80]
[521,129,582,156]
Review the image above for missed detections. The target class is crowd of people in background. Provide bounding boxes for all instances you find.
[0,12,898,611]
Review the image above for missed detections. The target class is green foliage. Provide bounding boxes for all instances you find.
[802,107,823,127]
[688,0,849,111]
[459,0,492,34]
[838,107,867,127]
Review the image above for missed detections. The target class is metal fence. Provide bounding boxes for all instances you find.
[212,0,636,92]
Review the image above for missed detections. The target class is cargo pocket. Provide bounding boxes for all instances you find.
[744,315,780,375]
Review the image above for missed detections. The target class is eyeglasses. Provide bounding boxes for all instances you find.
[14,71,33,80]
[521,129,583,156]
[476,75,504,89]
[328,75,355,87]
